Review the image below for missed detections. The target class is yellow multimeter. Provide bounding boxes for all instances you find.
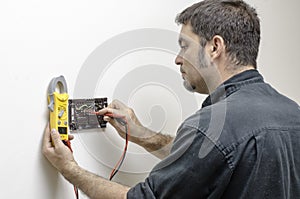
[47,75,69,141]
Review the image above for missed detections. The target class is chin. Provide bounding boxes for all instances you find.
[183,80,196,92]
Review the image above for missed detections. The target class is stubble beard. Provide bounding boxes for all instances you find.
[183,80,196,92]
[183,47,208,93]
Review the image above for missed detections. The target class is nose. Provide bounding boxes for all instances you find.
[175,54,183,66]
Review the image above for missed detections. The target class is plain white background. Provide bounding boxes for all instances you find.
[0,0,299,198]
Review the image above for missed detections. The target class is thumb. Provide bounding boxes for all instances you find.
[50,129,63,147]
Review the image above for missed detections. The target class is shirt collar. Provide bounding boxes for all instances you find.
[202,69,264,108]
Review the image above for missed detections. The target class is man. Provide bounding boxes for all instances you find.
[43,0,300,198]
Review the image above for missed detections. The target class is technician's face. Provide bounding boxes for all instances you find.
[175,23,211,94]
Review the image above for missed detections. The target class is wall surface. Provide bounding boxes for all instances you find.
[0,0,299,198]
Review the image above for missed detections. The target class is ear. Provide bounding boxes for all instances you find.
[208,35,225,60]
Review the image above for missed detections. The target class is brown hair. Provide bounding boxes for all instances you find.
[176,0,260,68]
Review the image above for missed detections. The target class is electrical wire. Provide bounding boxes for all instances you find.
[109,123,129,180]
[64,140,79,199]
[101,113,130,181]
[91,111,130,181]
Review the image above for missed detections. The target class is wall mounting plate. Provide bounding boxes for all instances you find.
[68,98,108,131]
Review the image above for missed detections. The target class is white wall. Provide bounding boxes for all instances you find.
[0,0,299,198]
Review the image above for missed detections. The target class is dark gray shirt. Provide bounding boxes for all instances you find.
[127,70,300,198]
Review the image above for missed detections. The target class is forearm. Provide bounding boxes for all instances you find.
[61,161,130,199]
[132,126,174,159]
[141,132,174,159]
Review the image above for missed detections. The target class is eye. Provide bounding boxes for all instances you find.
[180,45,188,50]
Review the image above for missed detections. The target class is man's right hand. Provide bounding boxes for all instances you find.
[96,99,174,159]
[96,99,146,144]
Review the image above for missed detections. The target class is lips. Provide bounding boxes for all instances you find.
[180,67,185,74]
[180,67,186,80]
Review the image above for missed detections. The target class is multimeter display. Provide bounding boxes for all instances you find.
[58,127,67,135]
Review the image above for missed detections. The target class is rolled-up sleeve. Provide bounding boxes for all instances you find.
[127,177,156,199]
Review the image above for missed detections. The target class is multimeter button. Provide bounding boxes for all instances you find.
[64,121,68,125]
[58,110,64,118]
[58,120,61,125]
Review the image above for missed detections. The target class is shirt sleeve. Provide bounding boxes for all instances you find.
[127,124,233,199]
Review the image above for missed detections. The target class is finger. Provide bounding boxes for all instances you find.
[96,107,124,117]
[104,115,121,126]
[106,99,125,109]
[107,99,121,109]
[68,134,74,140]
[107,116,127,132]
[108,119,125,134]
[95,107,112,115]
[50,129,64,148]
[111,99,127,109]
[103,115,111,122]
[43,123,52,149]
